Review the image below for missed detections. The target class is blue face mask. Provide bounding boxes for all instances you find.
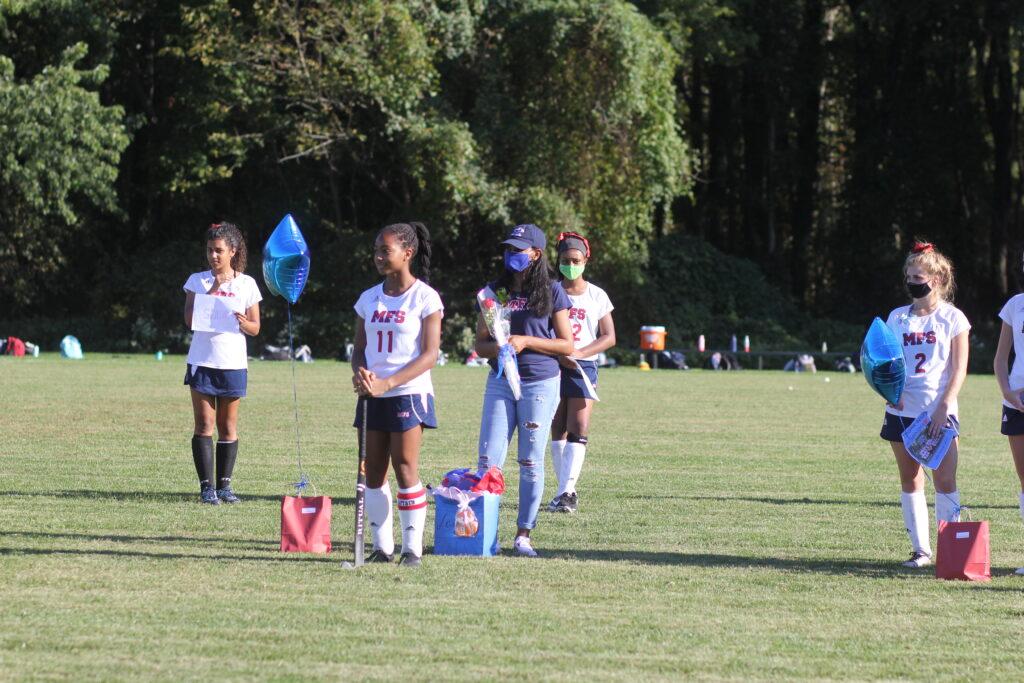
[504,250,532,273]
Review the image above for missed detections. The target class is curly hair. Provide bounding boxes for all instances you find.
[381,221,432,282]
[206,222,248,272]
[495,251,554,317]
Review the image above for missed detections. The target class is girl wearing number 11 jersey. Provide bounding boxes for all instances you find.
[351,222,444,567]
[880,242,970,569]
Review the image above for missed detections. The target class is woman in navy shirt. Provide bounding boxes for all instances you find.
[474,224,574,557]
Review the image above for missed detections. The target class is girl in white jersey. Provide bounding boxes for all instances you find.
[548,232,616,513]
[879,241,970,569]
[352,222,443,568]
[183,223,262,505]
[993,252,1024,574]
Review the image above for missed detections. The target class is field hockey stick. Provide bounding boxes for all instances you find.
[353,394,368,567]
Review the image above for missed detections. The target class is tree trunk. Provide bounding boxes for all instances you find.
[981,0,1014,301]
[791,0,825,307]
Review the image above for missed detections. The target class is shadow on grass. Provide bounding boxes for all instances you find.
[7,536,1018,581]
[640,495,1017,512]
[0,490,354,505]
[0,546,337,564]
[541,548,927,577]
[0,530,279,547]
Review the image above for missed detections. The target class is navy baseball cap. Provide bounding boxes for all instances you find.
[501,223,546,251]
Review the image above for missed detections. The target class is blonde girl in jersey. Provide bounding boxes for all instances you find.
[351,222,443,567]
[880,241,970,568]
[548,232,616,513]
[993,251,1024,574]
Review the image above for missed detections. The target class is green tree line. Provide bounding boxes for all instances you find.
[1,0,1022,358]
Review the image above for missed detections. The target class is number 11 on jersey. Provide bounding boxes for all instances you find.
[377,330,393,353]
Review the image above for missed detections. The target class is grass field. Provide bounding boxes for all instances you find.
[3,355,1024,681]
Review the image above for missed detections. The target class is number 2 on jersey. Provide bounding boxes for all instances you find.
[571,323,581,342]
[376,330,393,353]
[914,352,926,374]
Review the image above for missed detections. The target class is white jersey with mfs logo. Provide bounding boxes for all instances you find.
[562,281,614,362]
[354,280,444,398]
[998,293,1024,407]
[183,271,263,370]
[884,302,970,418]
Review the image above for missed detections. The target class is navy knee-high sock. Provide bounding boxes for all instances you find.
[216,440,238,490]
[191,435,214,490]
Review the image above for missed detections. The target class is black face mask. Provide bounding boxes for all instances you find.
[906,281,932,299]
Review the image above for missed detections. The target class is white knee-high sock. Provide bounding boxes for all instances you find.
[397,483,427,557]
[365,484,394,555]
[935,490,961,524]
[550,440,567,492]
[901,491,931,554]
[1018,492,1024,524]
[560,442,587,496]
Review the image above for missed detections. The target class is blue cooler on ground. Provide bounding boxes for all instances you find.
[433,492,500,556]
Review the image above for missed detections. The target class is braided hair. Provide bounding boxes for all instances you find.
[206,222,248,272]
[380,221,432,282]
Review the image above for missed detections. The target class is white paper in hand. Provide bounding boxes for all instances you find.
[191,293,243,333]
[567,358,600,401]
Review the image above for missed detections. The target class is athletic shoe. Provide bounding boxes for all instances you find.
[366,549,394,563]
[513,535,538,557]
[216,487,241,504]
[200,487,220,505]
[901,551,932,568]
[555,492,578,513]
[398,552,421,568]
[546,495,562,512]
[1015,567,1024,576]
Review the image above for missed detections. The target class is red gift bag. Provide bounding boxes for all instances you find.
[281,495,332,553]
[936,520,990,581]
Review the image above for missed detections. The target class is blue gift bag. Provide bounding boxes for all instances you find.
[433,491,500,557]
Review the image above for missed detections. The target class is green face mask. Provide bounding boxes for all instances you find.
[559,263,585,280]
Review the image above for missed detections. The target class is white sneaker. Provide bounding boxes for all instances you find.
[901,551,932,568]
[513,535,538,557]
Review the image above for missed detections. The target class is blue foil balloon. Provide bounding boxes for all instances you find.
[262,214,310,304]
[861,317,906,405]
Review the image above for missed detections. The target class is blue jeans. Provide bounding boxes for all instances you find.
[477,372,560,530]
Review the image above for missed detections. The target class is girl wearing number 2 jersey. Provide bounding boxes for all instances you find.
[352,222,444,568]
[548,232,616,514]
[880,242,970,569]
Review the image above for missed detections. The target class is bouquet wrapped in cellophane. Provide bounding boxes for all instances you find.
[476,286,522,399]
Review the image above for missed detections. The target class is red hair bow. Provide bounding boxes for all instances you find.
[911,242,934,254]
[557,231,591,259]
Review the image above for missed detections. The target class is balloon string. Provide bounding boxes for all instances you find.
[288,303,307,494]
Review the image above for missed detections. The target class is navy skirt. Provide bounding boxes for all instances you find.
[880,412,959,442]
[1002,406,1024,436]
[184,364,247,398]
[353,394,437,433]
[560,360,599,399]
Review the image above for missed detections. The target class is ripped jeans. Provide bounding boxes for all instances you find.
[477,372,560,530]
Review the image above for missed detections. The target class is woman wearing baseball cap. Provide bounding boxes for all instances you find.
[474,223,574,557]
